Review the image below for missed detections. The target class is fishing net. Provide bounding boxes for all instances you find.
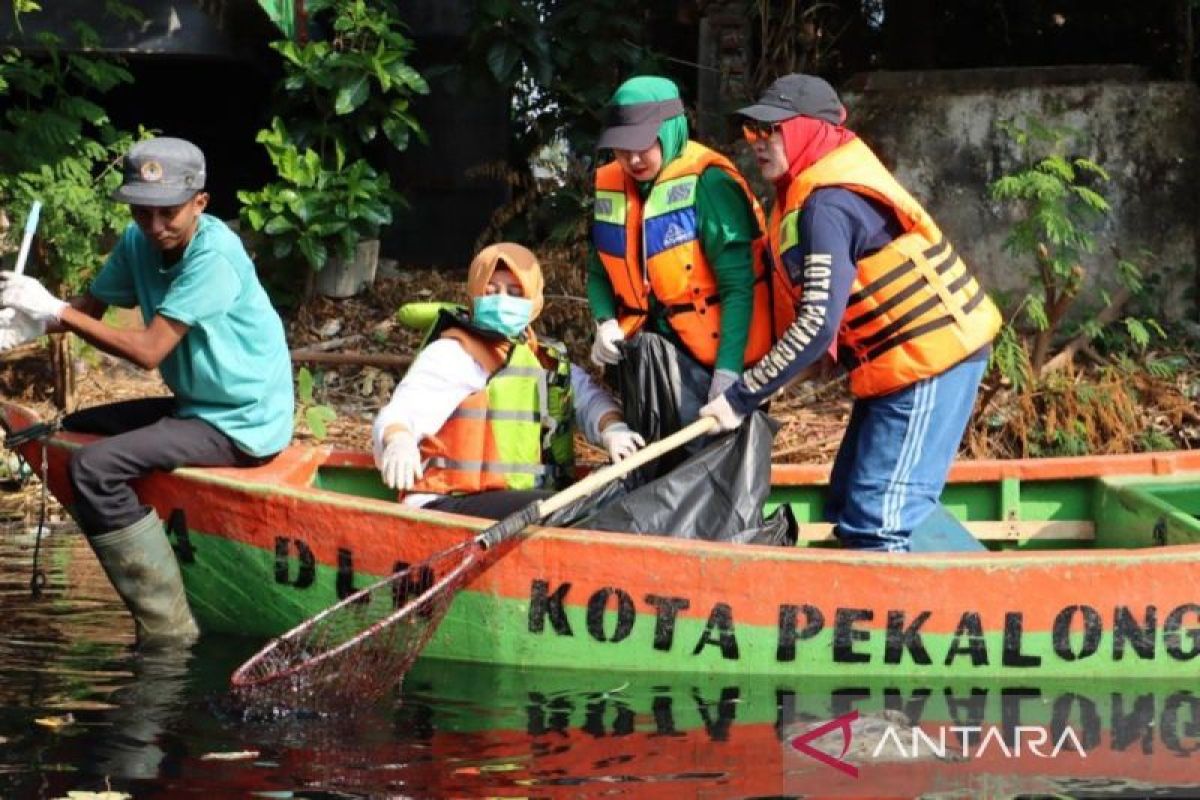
[229,422,707,716]
[230,539,480,714]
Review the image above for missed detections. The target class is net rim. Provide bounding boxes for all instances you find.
[229,539,479,691]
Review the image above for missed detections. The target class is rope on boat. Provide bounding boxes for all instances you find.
[4,418,61,598]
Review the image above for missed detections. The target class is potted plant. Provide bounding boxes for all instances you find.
[238,0,427,298]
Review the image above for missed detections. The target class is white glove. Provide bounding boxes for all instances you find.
[590,319,625,367]
[708,368,739,402]
[0,272,67,324]
[0,307,45,351]
[377,429,424,490]
[699,393,745,432]
[599,421,645,463]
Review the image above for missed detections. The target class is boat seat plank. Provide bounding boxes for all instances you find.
[794,519,1096,543]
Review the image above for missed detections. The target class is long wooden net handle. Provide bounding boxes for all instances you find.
[478,417,716,549]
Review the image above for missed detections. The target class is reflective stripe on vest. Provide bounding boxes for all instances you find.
[424,457,546,476]
[593,141,782,368]
[776,137,1001,398]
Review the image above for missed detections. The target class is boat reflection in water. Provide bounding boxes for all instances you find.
[2,570,1199,799]
[212,660,1198,798]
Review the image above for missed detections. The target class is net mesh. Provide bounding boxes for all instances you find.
[230,539,479,714]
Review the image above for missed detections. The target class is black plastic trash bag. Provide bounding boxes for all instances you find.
[612,332,713,481]
[565,412,796,546]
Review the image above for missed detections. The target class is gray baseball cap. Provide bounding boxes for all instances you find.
[737,74,846,124]
[112,137,206,206]
[597,98,686,151]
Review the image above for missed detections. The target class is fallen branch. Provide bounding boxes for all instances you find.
[1039,287,1132,377]
[299,334,364,353]
[290,350,412,370]
[0,341,42,362]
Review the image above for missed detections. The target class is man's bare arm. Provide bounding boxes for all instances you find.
[57,300,187,370]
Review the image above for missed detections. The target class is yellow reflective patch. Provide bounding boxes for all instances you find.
[594,190,626,225]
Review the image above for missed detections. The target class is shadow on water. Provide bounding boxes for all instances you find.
[1,518,1199,798]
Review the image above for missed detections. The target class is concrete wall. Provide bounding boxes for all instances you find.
[840,68,1200,321]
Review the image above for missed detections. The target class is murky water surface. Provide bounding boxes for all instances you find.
[2,521,1199,799]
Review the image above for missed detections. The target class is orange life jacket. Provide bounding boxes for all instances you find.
[409,314,572,496]
[593,141,793,368]
[773,138,1001,398]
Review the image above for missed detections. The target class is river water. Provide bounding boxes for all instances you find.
[2,519,1199,799]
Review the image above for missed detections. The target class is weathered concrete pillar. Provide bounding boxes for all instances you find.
[696,1,751,142]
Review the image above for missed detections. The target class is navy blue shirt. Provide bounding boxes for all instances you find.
[728,187,902,414]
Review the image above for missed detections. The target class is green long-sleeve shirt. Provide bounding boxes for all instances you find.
[586,165,760,374]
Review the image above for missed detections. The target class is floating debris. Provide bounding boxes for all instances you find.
[34,713,75,730]
[200,750,261,761]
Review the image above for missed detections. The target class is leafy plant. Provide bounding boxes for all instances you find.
[272,0,427,155]
[295,366,337,440]
[462,0,662,246]
[237,119,394,272]
[966,118,1178,460]
[988,118,1161,378]
[0,13,139,293]
[238,0,427,274]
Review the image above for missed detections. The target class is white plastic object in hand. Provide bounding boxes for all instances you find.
[13,200,41,276]
[590,319,625,367]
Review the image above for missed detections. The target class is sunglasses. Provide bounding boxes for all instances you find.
[741,120,782,143]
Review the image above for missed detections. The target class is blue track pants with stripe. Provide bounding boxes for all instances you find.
[825,357,987,551]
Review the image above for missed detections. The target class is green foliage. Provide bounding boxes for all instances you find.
[0,9,139,292]
[9,0,39,21]
[295,366,337,440]
[239,0,426,274]
[987,117,1161,379]
[237,119,395,272]
[272,0,428,156]
[462,0,662,245]
[1026,419,1092,458]
[1137,429,1177,452]
[989,321,1032,392]
[1145,354,1187,380]
[470,0,653,151]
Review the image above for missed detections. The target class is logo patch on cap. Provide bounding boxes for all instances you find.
[139,160,164,182]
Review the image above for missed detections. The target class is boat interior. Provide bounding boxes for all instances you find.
[308,449,1200,553]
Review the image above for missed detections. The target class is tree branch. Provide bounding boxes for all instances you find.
[1038,286,1132,377]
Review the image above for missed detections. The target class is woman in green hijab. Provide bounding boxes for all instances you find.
[587,75,780,435]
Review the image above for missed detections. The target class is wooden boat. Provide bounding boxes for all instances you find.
[5,400,1200,679]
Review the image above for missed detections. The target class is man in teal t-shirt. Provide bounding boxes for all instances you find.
[0,137,294,647]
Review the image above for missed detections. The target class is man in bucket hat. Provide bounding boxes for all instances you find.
[0,136,294,647]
